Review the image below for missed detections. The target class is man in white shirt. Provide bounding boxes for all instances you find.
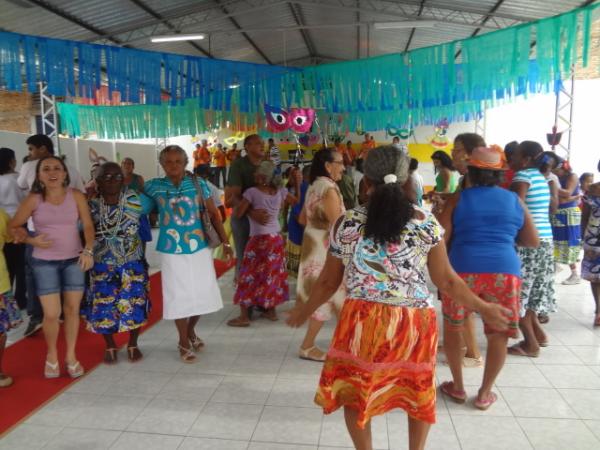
[18,134,85,192]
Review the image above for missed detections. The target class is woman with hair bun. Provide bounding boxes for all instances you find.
[227,161,299,326]
[287,145,511,450]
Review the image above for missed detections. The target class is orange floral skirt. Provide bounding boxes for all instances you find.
[315,298,438,428]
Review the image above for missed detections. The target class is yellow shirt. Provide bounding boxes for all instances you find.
[0,209,11,293]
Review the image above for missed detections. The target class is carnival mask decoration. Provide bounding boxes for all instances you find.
[264,104,316,134]
[430,118,450,149]
[386,124,413,140]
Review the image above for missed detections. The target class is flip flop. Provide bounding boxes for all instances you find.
[227,317,251,327]
[474,392,498,410]
[440,381,467,404]
[299,346,326,362]
[104,348,118,364]
[260,312,279,322]
[508,343,539,358]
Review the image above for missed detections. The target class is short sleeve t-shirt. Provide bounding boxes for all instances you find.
[143,176,211,254]
[512,168,552,240]
[243,187,287,236]
[226,156,259,193]
[330,206,443,308]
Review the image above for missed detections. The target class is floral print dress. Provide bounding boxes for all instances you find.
[296,177,345,321]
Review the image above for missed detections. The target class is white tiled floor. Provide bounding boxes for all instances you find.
[3,264,600,449]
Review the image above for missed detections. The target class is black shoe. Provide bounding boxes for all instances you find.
[23,319,42,337]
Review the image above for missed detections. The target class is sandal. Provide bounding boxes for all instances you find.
[260,312,279,322]
[0,375,14,388]
[178,345,197,364]
[298,346,326,362]
[227,317,251,328]
[44,360,60,379]
[127,346,143,363]
[508,343,539,358]
[104,348,118,365]
[474,392,498,410]
[189,336,205,352]
[463,356,484,368]
[66,361,84,379]
[440,381,467,404]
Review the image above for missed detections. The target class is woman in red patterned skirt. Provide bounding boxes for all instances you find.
[287,146,511,450]
[228,161,299,326]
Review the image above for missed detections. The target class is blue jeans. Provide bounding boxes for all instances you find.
[25,243,43,321]
[30,257,85,296]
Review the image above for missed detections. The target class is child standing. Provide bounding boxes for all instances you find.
[228,161,299,327]
[0,208,23,387]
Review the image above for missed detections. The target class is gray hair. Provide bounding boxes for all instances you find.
[256,160,282,188]
[159,145,189,166]
[364,145,410,186]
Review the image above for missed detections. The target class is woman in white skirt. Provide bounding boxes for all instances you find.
[142,145,233,363]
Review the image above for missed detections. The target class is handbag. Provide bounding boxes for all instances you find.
[192,175,221,249]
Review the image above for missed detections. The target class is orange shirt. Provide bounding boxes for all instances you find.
[193,146,211,167]
[360,140,375,159]
[214,150,227,168]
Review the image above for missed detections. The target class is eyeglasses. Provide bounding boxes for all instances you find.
[100,173,124,182]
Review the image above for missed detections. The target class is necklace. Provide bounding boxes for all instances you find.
[99,191,126,239]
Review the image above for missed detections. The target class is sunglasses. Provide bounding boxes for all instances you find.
[100,173,124,182]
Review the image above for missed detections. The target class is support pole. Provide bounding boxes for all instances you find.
[39,82,59,154]
[553,67,575,159]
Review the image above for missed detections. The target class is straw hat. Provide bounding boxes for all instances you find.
[467,145,508,171]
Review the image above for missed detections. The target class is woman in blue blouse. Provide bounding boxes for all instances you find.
[143,146,232,363]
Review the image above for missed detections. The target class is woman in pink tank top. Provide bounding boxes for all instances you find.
[10,156,94,379]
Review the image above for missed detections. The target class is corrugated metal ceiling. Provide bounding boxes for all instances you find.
[0,0,595,65]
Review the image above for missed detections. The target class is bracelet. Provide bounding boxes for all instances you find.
[222,242,231,248]
[82,248,94,257]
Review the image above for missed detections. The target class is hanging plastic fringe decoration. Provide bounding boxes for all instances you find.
[0,31,299,108]
[4,3,596,136]
[57,101,261,140]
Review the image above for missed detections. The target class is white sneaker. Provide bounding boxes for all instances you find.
[562,274,582,285]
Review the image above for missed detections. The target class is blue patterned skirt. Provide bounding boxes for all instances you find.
[83,260,150,334]
[0,290,22,334]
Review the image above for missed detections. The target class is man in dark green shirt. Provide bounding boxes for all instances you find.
[225,134,268,280]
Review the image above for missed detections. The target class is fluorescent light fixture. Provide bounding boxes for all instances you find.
[151,34,205,43]
[373,20,437,30]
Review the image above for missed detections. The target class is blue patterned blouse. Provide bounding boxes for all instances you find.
[142,176,211,255]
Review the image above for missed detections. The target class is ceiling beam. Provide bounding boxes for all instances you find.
[92,0,285,46]
[274,53,348,65]
[290,0,508,30]
[356,0,360,59]
[213,0,273,64]
[26,0,126,45]
[455,0,506,59]
[127,0,212,57]
[404,0,425,52]
[289,2,317,57]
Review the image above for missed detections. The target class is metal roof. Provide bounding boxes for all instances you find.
[0,0,596,66]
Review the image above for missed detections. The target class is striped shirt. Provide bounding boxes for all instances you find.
[512,168,552,240]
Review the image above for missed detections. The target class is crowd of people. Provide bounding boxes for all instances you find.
[0,131,599,450]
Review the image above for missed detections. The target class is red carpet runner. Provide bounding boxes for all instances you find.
[0,259,234,436]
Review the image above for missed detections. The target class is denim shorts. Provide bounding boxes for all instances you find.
[31,257,85,296]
